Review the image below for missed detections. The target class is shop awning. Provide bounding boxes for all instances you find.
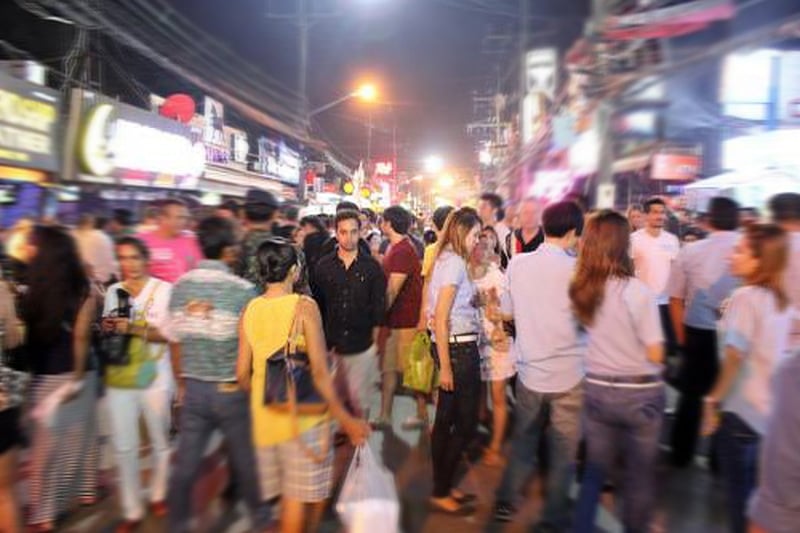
[201,162,296,200]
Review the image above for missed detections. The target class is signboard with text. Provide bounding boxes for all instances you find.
[78,99,205,190]
[0,70,59,172]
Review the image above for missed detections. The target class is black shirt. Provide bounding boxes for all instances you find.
[508,228,544,255]
[310,249,387,355]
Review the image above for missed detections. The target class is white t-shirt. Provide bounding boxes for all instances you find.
[73,228,118,284]
[631,228,680,305]
[473,264,509,357]
[103,277,175,393]
[721,286,795,434]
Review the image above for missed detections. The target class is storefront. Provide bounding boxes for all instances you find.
[61,89,205,220]
[0,70,60,227]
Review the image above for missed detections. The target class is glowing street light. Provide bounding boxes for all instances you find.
[438,173,455,188]
[309,82,379,118]
[423,155,444,173]
[354,83,378,102]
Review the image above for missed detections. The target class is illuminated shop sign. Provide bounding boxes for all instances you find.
[257,136,300,185]
[0,70,59,172]
[79,102,205,190]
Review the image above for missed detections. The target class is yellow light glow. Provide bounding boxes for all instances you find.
[355,84,378,102]
[438,174,455,188]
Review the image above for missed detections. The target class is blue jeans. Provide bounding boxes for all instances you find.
[495,381,583,529]
[574,382,665,533]
[717,412,760,533]
[167,379,271,532]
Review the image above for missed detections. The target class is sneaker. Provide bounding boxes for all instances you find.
[493,501,517,522]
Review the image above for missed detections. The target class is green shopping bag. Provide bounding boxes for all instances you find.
[402,332,435,394]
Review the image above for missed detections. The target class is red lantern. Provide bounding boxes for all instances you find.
[159,94,196,124]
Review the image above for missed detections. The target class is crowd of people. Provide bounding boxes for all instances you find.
[0,186,797,533]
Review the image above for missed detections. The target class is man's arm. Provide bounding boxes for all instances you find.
[386,272,408,311]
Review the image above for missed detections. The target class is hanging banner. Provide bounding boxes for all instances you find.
[203,96,226,146]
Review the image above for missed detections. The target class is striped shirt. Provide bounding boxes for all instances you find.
[169,260,258,382]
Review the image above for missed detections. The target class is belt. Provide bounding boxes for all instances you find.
[216,382,240,393]
[448,333,479,344]
[585,373,662,388]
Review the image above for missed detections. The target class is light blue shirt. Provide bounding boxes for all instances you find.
[585,278,663,377]
[426,249,480,342]
[721,286,794,435]
[501,243,584,392]
[667,231,740,330]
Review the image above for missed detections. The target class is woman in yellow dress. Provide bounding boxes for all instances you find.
[237,237,369,533]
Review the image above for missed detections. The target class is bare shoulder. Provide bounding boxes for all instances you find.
[298,295,321,316]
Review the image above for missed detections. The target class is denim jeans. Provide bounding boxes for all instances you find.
[717,412,760,533]
[574,382,665,533]
[495,381,583,529]
[430,341,481,498]
[167,379,271,532]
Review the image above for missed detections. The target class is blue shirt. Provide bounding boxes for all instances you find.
[749,353,800,533]
[169,260,258,382]
[721,286,794,434]
[501,243,584,392]
[667,231,740,330]
[426,249,480,342]
[585,278,664,377]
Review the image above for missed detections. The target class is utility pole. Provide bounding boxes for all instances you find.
[297,0,309,129]
[590,0,617,208]
[518,0,529,148]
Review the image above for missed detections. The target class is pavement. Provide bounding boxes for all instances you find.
[55,394,729,532]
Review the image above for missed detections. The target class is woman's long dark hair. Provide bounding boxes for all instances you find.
[22,226,90,341]
[569,211,634,326]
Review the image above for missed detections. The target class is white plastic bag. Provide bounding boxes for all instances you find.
[336,444,400,533]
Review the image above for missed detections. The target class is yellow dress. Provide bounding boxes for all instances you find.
[243,294,326,447]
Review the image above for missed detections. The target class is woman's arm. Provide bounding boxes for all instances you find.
[72,297,95,381]
[702,346,744,436]
[236,315,253,392]
[301,297,369,444]
[434,285,457,391]
[0,281,21,350]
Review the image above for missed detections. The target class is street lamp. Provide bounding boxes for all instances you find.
[423,155,444,173]
[309,83,378,118]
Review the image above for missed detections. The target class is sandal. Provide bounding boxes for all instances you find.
[428,498,475,516]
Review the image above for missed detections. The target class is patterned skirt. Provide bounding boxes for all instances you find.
[26,371,98,525]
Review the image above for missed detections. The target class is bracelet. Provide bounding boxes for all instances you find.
[703,396,719,406]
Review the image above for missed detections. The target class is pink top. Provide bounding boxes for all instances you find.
[137,230,202,284]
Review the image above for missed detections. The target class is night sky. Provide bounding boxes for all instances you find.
[0,0,590,170]
[162,0,510,169]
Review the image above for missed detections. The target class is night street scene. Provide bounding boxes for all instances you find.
[0,1,799,532]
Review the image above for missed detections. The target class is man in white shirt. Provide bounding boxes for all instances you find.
[769,192,800,350]
[478,192,511,256]
[631,197,681,356]
[73,213,118,285]
[491,201,585,529]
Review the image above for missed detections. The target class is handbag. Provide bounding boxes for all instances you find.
[263,296,330,462]
[105,281,164,389]
[402,332,435,394]
[263,297,327,414]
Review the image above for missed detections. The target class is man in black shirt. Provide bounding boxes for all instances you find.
[318,201,372,258]
[311,210,386,420]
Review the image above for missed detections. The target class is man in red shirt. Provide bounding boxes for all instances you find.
[378,206,426,428]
